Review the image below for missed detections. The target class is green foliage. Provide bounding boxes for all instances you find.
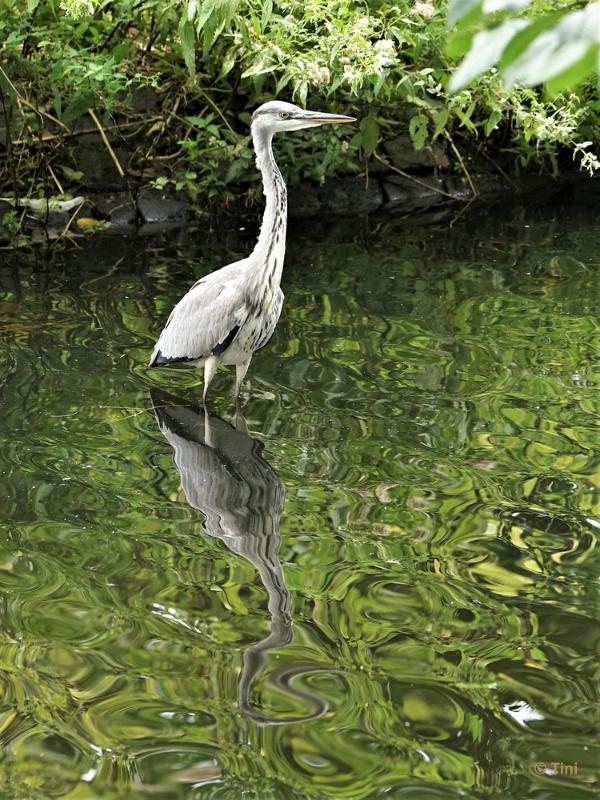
[0,0,598,208]
[0,209,21,240]
[448,0,600,94]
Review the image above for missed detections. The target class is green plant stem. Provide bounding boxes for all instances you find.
[199,89,237,137]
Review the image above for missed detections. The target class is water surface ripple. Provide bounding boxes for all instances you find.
[0,206,598,798]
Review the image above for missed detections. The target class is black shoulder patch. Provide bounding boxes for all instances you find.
[212,325,240,356]
[150,350,197,367]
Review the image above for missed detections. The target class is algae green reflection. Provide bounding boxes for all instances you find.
[0,204,598,798]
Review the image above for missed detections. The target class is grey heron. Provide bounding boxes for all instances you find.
[149,100,356,402]
[151,388,327,724]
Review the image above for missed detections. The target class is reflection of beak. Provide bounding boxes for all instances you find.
[298,111,357,126]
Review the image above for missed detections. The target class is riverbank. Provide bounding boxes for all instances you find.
[3,0,599,249]
[2,162,599,245]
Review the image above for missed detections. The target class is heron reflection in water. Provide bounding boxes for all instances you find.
[151,389,326,724]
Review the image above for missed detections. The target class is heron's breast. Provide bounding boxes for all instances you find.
[220,296,283,364]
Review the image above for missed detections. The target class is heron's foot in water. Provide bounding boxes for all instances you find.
[234,400,249,434]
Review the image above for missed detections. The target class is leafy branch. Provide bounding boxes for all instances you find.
[448,0,600,95]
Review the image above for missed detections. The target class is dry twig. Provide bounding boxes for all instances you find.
[443,130,477,197]
[373,152,460,201]
[89,108,125,178]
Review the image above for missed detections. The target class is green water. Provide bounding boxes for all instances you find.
[0,205,598,799]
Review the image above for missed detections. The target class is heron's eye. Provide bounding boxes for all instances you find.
[279,112,290,119]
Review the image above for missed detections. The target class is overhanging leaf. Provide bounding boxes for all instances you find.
[505,37,592,86]
[261,0,273,30]
[63,93,93,124]
[483,0,531,13]
[503,4,600,87]
[447,27,476,58]
[178,18,196,77]
[360,117,379,155]
[202,13,219,53]
[112,42,129,62]
[484,109,502,136]
[409,114,428,150]
[218,47,237,79]
[448,0,481,26]
[241,60,277,78]
[187,0,198,22]
[499,12,562,68]
[432,108,449,140]
[194,0,217,32]
[545,47,597,95]
[449,19,527,91]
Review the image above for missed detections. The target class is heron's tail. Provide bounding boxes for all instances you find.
[149,347,195,367]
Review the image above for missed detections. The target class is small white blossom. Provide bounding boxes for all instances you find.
[353,16,372,34]
[374,38,396,68]
[375,39,396,59]
[411,1,435,18]
[60,0,95,16]
[343,68,360,85]
[307,63,331,87]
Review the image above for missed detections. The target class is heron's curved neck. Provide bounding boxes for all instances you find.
[251,126,287,282]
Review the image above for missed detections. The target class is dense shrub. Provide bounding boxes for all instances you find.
[0,0,598,207]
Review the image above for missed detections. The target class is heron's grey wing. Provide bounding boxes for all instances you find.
[150,264,249,365]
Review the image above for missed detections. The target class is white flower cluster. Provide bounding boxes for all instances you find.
[411,1,435,18]
[308,63,332,87]
[60,0,95,17]
[374,39,396,69]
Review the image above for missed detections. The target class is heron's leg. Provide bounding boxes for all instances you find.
[234,406,249,435]
[203,409,214,449]
[203,356,219,406]
[234,359,251,399]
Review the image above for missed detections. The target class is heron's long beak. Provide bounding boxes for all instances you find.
[299,111,357,126]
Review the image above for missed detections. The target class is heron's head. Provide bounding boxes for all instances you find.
[251,100,356,135]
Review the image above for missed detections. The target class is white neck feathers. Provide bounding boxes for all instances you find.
[250,125,287,288]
